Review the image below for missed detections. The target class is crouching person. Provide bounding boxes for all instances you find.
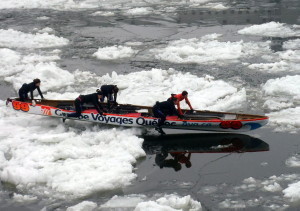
[63,90,104,122]
[152,97,183,135]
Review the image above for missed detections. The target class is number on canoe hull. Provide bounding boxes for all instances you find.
[219,121,242,130]
[12,101,30,112]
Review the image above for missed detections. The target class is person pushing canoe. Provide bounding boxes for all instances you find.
[171,91,193,115]
[18,78,44,102]
[63,90,105,122]
[100,85,119,104]
[152,97,183,135]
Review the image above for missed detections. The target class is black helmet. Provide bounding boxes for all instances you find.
[182,91,188,96]
[33,78,41,84]
[113,85,119,93]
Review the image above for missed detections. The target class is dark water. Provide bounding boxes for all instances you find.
[0,0,300,210]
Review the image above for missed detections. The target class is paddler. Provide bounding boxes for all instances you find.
[18,78,44,102]
[63,90,105,122]
[100,85,119,104]
[152,97,183,135]
[170,91,193,115]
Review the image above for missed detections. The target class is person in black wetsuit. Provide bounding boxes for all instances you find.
[100,85,119,104]
[63,90,104,122]
[18,78,44,102]
[152,97,183,135]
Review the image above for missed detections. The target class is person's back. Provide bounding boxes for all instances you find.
[64,91,104,122]
[156,99,178,116]
[171,91,193,115]
[101,85,115,94]
[80,93,98,104]
[100,85,119,103]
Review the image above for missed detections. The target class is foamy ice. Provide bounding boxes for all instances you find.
[65,194,202,210]
[0,100,145,198]
[0,0,227,11]
[238,22,300,38]
[150,33,271,65]
[262,75,300,132]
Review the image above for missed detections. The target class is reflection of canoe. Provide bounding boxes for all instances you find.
[142,133,269,154]
[6,98,268,132]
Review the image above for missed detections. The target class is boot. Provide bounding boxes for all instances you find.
[155,126,166,135]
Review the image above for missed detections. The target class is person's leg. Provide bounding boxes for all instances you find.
[153,107,166,135]
[18,90,27,102]
[66,100,82,119]
[108,94,113,101]
[19,91,24,102]
[100,95,105,102]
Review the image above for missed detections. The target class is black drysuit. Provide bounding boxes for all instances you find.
[67,93,104,118]
[18,82,44,101]
[152,99,180,127]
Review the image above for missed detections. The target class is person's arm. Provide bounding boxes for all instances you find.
[37,87,44,99]
[93,96,104,114]
[176,101,183,115]
[113,92,117,103]
[187,152,191,160]
[30,90,34,100]
[171,103,181,117]
[185,97,193,110]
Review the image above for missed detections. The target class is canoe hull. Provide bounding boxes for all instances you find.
[7,99,269,132]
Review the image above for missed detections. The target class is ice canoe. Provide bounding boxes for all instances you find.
[6,98,269,132]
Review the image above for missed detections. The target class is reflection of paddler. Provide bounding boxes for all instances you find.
[170,152,192,168]
[155,151,191,171]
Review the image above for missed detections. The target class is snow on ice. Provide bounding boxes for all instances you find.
[151,34,271,65]
[0,29,68,49]
[93,45,138,60]
[262,75,300,132]
[0,101,145,198]
[100,194,202,211]
[238,22,300,38]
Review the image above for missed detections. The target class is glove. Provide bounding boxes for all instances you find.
[32,100,36,107]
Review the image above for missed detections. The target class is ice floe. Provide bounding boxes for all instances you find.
[0,0,225,11]
[216,174,300,209]
[0,101,145,198]
[263,75,300,98]
[93,45,138,60]
[126,7,154,16]
[5,60,75,92]
[283,181,300,202]
[66,201,97,211]
[100,194,202,210]
[238,22,300,38]
[286,154,300,167]
[88,68,246,111]
[267,107,300,133]
[151,34,271,65]
[0,29,69,49]
[283,39,300,50]
[262,75,300,132]
[12,193,38,203]
[90,11,115,16]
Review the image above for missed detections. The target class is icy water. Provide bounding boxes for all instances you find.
[0,0,300,210]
